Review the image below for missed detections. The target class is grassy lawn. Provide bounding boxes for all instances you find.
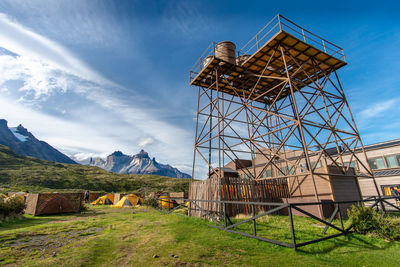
[0,206,399,267]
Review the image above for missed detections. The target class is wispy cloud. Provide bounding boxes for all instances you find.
[0,13,113,85]
[358,98,400,119]
[161,1,212,37]
[0,13,195,175]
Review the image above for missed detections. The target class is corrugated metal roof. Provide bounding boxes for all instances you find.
[373,169,400,177]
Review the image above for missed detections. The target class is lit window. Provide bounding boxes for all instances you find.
[368,157,386,170]
[384,155,400,168]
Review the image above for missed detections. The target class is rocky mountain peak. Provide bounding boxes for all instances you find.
[0,118,76,164]
[135,149,149,159]
[16,124,31,137]
[89,149,191,178]
[111,151,125,157]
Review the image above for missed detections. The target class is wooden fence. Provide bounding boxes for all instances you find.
[189,177,290,218]
[189,178,221,218]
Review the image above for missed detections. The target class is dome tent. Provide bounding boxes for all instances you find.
[158,195,174,209]
[91,194,114,205]
[0,193,7,201]
[6,192,26,203]
[113,194,143,207]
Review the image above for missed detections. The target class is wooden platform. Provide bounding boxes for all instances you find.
[190,30,347,104]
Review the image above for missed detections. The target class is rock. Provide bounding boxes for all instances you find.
[170,254,175,257]
[174,255,179,258]
[153,254,159,258]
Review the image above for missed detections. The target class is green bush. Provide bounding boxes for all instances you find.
[80,203,90,212]
[377,216,400,241]
[348,203,400,241]
[0,197,26,218]
[348,203,382,233]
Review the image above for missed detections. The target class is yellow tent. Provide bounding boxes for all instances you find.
[91,194,114,205]
[158,195,174,209]
[113,194,143,207]
[6,192,26,203]
[0,193,7,201]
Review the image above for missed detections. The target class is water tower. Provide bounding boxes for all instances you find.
[189,15,381,218]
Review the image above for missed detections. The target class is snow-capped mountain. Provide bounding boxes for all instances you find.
[0,119,76,164]
[89,150,191,178]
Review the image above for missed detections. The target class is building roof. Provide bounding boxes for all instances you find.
[210,167,238,175]
[373,169,400,177]
[362,139,400,152]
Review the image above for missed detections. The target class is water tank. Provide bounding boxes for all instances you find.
[202,56,213,69]
[236,54,251,66]
[215,41,236,65]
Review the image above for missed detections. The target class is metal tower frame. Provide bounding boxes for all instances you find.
[190,15,381,205]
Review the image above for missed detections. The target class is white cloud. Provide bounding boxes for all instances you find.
[0,11,203,178]
[358,98,400,119]
[161,1,211,37]
[137,137,154,148]
[0,55,67,100]
[0,13,113,85]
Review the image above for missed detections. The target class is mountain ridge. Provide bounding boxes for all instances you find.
[0,119,76,164]
[0,144,190,193]
[88,149,191,178]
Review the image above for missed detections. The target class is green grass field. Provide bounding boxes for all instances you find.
[1,206,399,267]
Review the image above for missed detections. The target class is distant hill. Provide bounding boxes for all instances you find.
[89,150,191,178]
[0,119,76,164]
[0,145,190,193]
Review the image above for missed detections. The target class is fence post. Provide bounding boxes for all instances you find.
[288,205,297,250]
[224,202,227,228]
[337,204,344,231]
[302,29,306,43]
[256,35,259,50]
[252,204,257,236]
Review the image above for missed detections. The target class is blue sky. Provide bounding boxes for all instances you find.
[0,0,399,178]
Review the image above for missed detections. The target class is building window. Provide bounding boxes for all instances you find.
[279,166,294,176]
[300,163,307,173]
[344,161,357,170]
[261,169,272,178]
[381,184,400,197]
[368,157,386,170]
[300,161,321,172]
[311,161,322,169]
[384,155,400,168]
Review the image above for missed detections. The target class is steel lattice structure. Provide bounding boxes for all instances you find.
[190,15,381,205]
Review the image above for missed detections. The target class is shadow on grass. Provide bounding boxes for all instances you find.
[296,234,393,254]
[178,213,397,254]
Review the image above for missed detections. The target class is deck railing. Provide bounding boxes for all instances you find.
[239,14,346,62]
[189,14,346,84]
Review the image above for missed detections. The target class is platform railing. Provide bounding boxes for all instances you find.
[189,14,347,85]
[189,42,215,84]
[239,14,346,62]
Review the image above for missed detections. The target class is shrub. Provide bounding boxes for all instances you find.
[348,203,382,233]
[377,216,400,241]
[0,197,26,218]
[143,196,158,207]
[348,203,400,241]
[80,203,90,213]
